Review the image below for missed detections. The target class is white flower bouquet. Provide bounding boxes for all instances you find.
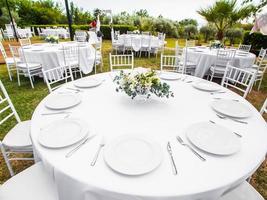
[45,35,59,44]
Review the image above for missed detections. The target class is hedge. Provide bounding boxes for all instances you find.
[243,31,267,55]
[31,24,136,40]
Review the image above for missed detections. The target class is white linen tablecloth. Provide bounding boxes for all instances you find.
[186,47,256,78]
[30,72,267,200]
[22,42,96,74]
[42,29,69,39]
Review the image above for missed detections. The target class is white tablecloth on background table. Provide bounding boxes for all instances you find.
[42,29,69,39]
[22,42,96,74]
[17,28,32,38]
[30,72,267,200]
[186,47,256,78]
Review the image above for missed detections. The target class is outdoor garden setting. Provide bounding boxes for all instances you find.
[0,0,266,200]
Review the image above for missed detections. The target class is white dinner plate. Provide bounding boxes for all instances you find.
[159,72,181,80]
[193,81,221,92]
[104,135,163,176]
[39,118,89,148]
[186,122,241,155]
[45,93,81,110]
[22,46,31,49]
[211,99,252,118]
[74,78,103,88]
[32,49,44,51]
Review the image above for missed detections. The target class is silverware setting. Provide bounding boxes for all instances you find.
[66,87,83,93]
[167,142,178,175]
[216,113,248,124]
[91,136,106,166]
[185,80,193,83]
[66,134,97,158]
[41,111,71,116]
[209,120,242,138]
[176,136,206,161]
[210,91,226,95]
[181,76,188,82]
[213,97,239,102]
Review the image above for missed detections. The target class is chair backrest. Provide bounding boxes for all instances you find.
[215,49,236,68]
[161,54,184,73]
[19,38,31,46]
[9,45,25,66]
[132,37,141,52]
[221,64,256,98]
[42,65,74,93]
[238,44,251,52]
[141,37,151,49]
[158,32,165,41]
[127,31,133,35]
[109,53,134,71]
[0,80,21,125]
[186,40,196,47]
[142,31,150,35]
[260,98,267,115]
[255,48,267,67]
[75,31,87,42]
[0,41,7,59]
[62,45,79,66]
[124,37,132,47]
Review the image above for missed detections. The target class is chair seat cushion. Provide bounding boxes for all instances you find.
[17,62,42,69]
[220,181,264,200]
[2,120,32,150]
[0,162,58,200]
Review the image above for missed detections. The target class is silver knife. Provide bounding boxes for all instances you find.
[167,142,178,175]
[66,87,83,92]
[65,134,96,158]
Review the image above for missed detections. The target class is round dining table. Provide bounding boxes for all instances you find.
[186,47,256,78]
[30,71,267,200]
[22,42,96,74]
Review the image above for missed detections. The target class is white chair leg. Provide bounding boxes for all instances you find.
[257,78,263,91]
[6,64,13,81]
[29,75,35,89]
[17,70,21,86]
[210,72,214,82]
[0,143,14,176]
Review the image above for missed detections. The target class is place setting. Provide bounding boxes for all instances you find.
[159,71,184,81]
[72,77,105,89]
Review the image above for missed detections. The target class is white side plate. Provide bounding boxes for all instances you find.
[45,93,81,110]
[193,81,221,92]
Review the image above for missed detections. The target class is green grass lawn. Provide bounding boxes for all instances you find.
[0,38,266,197]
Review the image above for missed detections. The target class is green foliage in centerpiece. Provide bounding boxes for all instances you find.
[45,36,59,44]
[210,40,224,49]
[113,70,174,99]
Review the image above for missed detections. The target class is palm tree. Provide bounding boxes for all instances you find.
[198,0,253,40]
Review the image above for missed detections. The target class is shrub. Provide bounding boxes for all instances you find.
[243,31,267,54]
[200,25,216,42]
[225,28,243,45]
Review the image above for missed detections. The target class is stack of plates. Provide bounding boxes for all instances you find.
[45,93,81,110]
[211,99,251,118]
[193,81,221,92]
[186,122,241,155]
[104,135,163,175]
[39,118,89,148]
[73,78,103,88]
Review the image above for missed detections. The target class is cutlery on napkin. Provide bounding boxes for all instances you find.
[91,136,106,166]
[167,142,178,175]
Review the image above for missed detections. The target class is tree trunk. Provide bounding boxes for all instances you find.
[217,30,224,41]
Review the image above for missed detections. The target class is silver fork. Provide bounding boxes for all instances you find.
[176,136,206,161]
[216,113,248,124]
[66,87,83,93]
[209,120,242,137]
[210,91,226,95]
[91,136,106,166]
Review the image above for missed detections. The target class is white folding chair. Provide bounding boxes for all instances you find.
[160,54,184,73]
[221,64,256,99]
[208,49,236,81]
[9,45,42,88]
[219,181,264,200]
[0,41,18,81]
[140,36,151,57]
[0,80,33,176]
[0,162,59,200]
[260,98,267,115]
[62,45,82,78]
[74,30,87,42]
[238,44,252,52]
[109,53,134,71]
[186,40,196,47]
[142,31,150,35]
[132,37,142,56]
[94,41,103,74]
[42,65,74,93]
[19,38,31,46]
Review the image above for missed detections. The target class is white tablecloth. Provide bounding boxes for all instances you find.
[42,29,69,39]
[186,47,256,78]
[22,42,96,74]
[17,28,32,38]
[30,72,267,200]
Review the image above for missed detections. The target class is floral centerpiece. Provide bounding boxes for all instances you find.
[210,40,224,49]
[132,30,140,34]
[45,35,59,44]
[113,69,174,100]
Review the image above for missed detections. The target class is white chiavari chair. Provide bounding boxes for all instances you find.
[123,36,132,53]
[94,41,103,74]
[9,45,42,88]
[0,162,59,200]
[62,45,82,78]
[19,38,31,46]
[208,49,236,81]
[127,31,133,34]
[219,181,264,200]
[132,37,142,57]
[42,65,73,93]
[111,30,123,54]
[0,41,18,81]
[142,31,150,35]
[140,36,151,57]
[221,64,256,99]
[74,30,87,42]
[160,54,184,73]
[0,80,33,176]
[260,98,267,115]
[186,40,196,47]
[238,44,252,52]
[109,53,134,71]
[4,24,15,41]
